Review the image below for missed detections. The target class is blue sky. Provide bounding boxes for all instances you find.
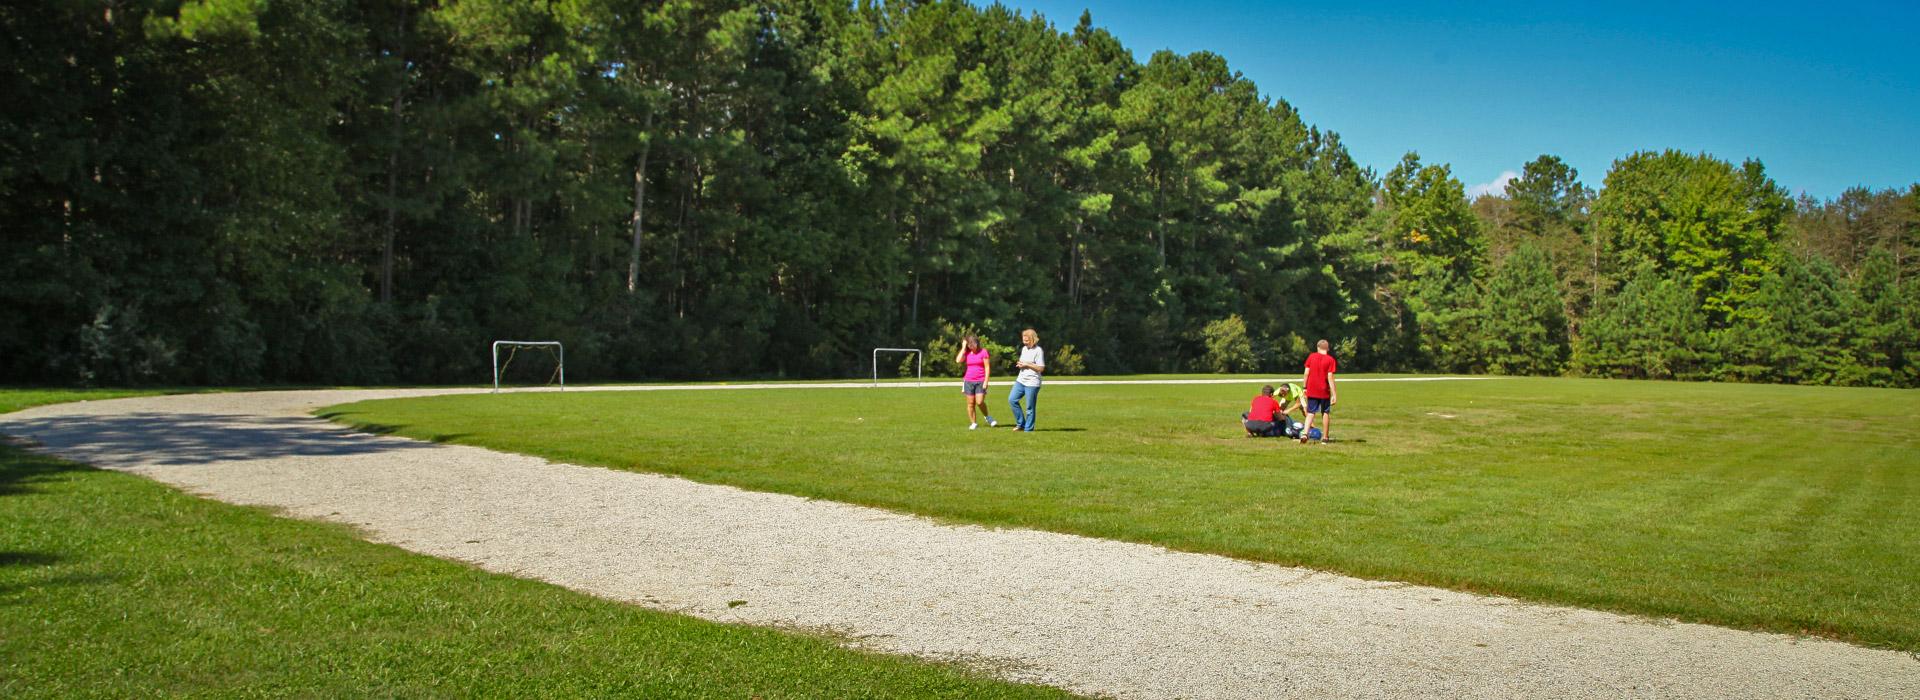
[997,0,1919,200]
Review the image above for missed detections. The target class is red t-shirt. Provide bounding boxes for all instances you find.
[1248,395,1280,422]
[1304,353,1337,399]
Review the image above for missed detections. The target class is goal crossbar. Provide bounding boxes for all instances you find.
[493,340,565,393]
[871,347,924,387]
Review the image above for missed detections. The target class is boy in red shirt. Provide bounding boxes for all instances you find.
[1301,339,1337,444]
[1242,384,1282,437]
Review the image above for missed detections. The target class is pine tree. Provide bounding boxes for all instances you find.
[1714,252,1865,385]
[1850,248,1912,386]
[1575,267,1715,380]
[1478,245,1570,375]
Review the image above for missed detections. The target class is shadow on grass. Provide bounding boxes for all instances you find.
[0,413,439,468]
[0,571,118,602]
[0,551,62,567]
[0,451,114,600]
[0,444,87,497]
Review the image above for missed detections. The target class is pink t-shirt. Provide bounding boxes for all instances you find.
[963,348,990,382]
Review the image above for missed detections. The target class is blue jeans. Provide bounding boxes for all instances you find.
[1008,382,1040,431]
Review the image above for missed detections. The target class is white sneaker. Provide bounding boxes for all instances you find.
[969,423,978,430]
[987,417,998,427]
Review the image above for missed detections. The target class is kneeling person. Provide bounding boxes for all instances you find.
[1242,384,1284,437]
[1273,382,1307,439]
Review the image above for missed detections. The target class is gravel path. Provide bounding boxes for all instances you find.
[4,387,1915,699]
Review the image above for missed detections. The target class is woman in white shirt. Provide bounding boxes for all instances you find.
[1007,328,1045,432]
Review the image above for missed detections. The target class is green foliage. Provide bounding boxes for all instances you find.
[146,0,266,40]
[1047,343,1087,376]
[0,2,1907,389]
[75,304,177,387]
[1574,266,1716,380]
[1279,334,1312,367]
[1494,154,1599,317]
[1383,152,1486,277]
[1714,252,1871,385]
[1591,151,1791,323]
[1399,269,1483,373]
[1852,248,1920,386]
[1785,186,1918,278]
[1200,315,1257,373]
[1476,245,1570,375]
[1506,155,1589,229]
[922,321,1017,378]
[1362,153,1494,374]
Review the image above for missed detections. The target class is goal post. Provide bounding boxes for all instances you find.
[872,347,923,387]
[492,340,565,393]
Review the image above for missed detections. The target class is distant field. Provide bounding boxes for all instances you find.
[0,388,181,414]
[325,376,1920,652]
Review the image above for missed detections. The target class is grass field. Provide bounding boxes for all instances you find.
[324,376,1920,652]
[0,391,1070,698]
[0,387,184,414]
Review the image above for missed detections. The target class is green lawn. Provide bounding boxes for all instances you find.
[0,392,1071,698]
[324,376,1920,652]
[0,387,183,414]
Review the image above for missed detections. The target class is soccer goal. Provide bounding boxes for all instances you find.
[492,340,565,393]
[872,347,923,387]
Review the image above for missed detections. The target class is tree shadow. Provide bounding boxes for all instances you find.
[0,551,61,567]
[0,412,439,469]
[0,444,88,497]
[316,413,468,444]
[0,571,118,601]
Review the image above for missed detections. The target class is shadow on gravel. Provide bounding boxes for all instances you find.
[0,413,438,467]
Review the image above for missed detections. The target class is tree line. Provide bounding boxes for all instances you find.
[4,0,1916,387]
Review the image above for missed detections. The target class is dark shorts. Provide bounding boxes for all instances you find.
[1243,418,1279,437]
[1306,397,1332,414]
[962,380,987,396]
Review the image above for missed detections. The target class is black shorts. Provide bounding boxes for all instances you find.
[1306,397,1332,414]
[1244,419,1277,436]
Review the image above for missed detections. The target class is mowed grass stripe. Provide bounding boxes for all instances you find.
[0,399,1074,697]
[326,376,1920,652]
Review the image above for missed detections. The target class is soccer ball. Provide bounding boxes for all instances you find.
[1308,427,1322,440]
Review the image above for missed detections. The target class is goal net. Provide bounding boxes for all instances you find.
[872,347,923,387]
[492,340,565,392]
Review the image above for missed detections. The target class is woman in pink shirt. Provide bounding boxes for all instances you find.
[956,334,998,430]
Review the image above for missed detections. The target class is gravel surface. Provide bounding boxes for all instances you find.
[4,387,1916,699]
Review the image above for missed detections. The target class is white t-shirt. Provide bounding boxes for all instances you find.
[1016,346,1045,387]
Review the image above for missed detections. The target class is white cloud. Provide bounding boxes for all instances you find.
[1466,170,1519,199]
